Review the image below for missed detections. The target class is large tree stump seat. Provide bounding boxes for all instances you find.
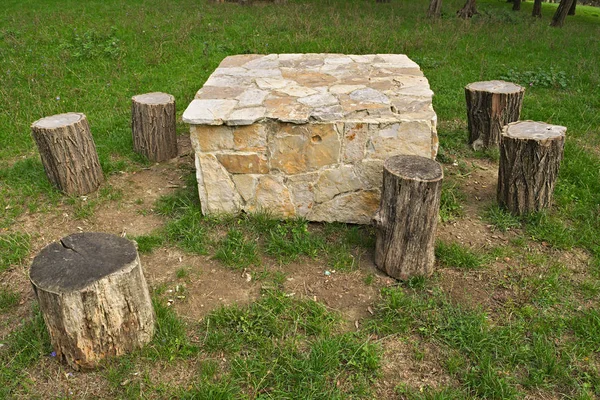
[31,113,104,195]
[29,232,155,370]
[465,80,525,151]
[373,155,443,280]
[497,121,566,215]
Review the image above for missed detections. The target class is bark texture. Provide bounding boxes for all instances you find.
[374,155,443,280]
[532,0,543,17]
[568,0,577,15]
[465,80,525,151]
[551,0,575,26]
[132,92,177,162]
[457,0,478,18]
[30,233,155,371]
[497,121,566,215]
[427,0,443,17]
[31,113,103,195]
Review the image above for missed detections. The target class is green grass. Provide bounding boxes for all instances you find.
[435,241,485,270]
[2,0,600,398]
[0,287,20,311]
[0,232,31,272]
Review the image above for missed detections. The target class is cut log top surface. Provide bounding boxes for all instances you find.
[132,92,174,105]
[504,121,566,140]
[30,232,138,293]
[466,80,524,94]
[384,155,443,182]
[32,112,84,129]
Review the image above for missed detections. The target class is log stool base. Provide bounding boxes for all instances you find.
[498,121,566,215]
[373,155,443,280]
[132,92,177,162]
[30,232,155,370]
[31,113,104,195]
[465,80,524,151]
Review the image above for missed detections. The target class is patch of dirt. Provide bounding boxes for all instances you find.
[375,336,456,397]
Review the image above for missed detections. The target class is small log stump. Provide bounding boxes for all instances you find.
[498,121,566,215]
[465,80,525,150]
[373,155,443,280]
[131,92,177,162]
[31,113,104,195]
[30,232,155,370]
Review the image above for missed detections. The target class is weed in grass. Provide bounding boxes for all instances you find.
[265,219,324,263]
[363,273,375,286]
[0,232,30,272]
[570,308,600,354]
[484,204,521,232]
[176,266,190,280]
[144,298,198,361]
[500,67,568,89]
[133,234,164,254]
[213,228,259,269]
[435,241,485,270]
[59,26,122,60]
[439,182,464,222]
[0,287,20,311]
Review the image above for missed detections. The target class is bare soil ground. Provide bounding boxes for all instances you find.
[1,142,589,398]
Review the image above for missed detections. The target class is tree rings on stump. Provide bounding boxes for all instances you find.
[373,155,443,280]
[31,113,104,195]
[465,80,524,150]
[497,121,566,215]
[131,92,177,162]
[29,232,155,370]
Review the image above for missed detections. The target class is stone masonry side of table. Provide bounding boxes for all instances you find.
[184,54,438,224]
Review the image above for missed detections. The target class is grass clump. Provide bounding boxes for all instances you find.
[0,232,30,272]
[439,182,464,222]
[213,228,260,269]
[133,234,164,254]
[0,287,20,311]
[484,204,521,232]
[435,241,485,270]
[199,290,380,398]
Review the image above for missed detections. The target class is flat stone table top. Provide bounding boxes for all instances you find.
[183,53,435,126]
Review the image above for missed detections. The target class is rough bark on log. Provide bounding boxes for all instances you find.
[31,113,104,195]
[497,121,566,215]
[465,80,525,151]
[30,232,155,370]
[132,92,178,162]
[373,155,443,280]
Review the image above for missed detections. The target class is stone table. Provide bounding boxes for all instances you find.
[183,54,438,224]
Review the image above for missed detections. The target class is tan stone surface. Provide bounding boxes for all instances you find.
[216,153,268,174]
[184,54,437,224]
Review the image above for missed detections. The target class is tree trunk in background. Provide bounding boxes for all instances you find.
[374,155,443,280]
[457,0,478,18]
[427,0,443,18]
[513,0,522,10]
[551,0,575,26]
[568,0,576,15]
[532,0,543,17]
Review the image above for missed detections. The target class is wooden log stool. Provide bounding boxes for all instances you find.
[465,80,525,150]
[30,232,155,370]
[131,92,178,162]
[373,155,443,280]
[31,113,104,195]
[497,121,566,215]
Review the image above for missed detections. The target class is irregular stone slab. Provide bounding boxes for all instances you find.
[184,54,438,223]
